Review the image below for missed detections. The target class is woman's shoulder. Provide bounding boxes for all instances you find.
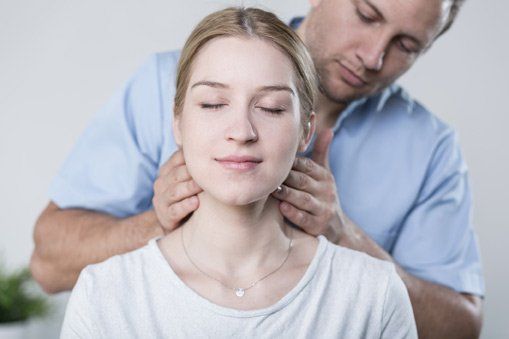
[306,239,410,316]
[78,238,159,289]
[315,239,416,337]
[320,239,400,292]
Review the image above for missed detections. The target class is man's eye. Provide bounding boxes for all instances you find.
[397,40,416,54]
[256,106,285,114]
[356,9,375,24]
[201,103,225,110]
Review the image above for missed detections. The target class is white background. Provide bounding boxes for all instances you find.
[0,0,507,337]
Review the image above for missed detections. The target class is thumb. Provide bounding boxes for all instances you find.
[311,128,333,169]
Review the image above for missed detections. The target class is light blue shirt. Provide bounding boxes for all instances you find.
[49,50,484,297]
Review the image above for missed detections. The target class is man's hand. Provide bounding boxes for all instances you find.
[272,128,345,243]
[153,150,202,233]
[272,130,483,339]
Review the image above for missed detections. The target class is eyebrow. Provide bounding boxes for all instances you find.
[259,85,295,95]
[191,80,229,89]
[362,0,424,49]
[191,81,294,95]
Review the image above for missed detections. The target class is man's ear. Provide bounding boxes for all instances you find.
[309,0,323,8]
[172,110,182,147]
[299,112,316,152]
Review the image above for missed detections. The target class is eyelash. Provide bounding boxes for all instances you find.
[397,40,419,54]
[200,103,285,115]
[397,41,412,53]
[201,103,225,110]
[257,106,285,114]
[356,9,375,24]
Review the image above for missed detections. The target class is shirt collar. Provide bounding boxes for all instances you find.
[289,17,304,30]
[331,97,367,133]
[376,85,393,112]
[375,83,415,113]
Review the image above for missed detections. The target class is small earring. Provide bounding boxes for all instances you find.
[275,186,283,194]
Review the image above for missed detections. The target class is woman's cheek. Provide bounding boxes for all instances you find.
[274,128,301,174]
[181,130,208,180]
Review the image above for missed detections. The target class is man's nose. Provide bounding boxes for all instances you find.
[225,110,258,144]
[356,34,388,72]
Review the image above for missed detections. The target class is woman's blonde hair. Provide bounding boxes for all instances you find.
[174,7,318,132]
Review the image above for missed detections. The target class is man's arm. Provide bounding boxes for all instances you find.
[30,52,196,293]
[30,202,163,294]
[272,129,483,339]
[340,216,483,338]
[32,149,202,294]
[277,176,483,338]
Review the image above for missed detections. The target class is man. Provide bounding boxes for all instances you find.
[31,0,483,337]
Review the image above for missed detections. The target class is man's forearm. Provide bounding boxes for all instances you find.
[338,218,483,339]
[30,202,163,294]
[398,268,483,339]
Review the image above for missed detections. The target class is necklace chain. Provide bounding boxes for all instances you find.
[181,226,293,298]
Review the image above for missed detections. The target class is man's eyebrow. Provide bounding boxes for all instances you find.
[191,81,229,89]
[257,85,294,96]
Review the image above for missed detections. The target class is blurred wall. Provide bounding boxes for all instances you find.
[0,0,507,337]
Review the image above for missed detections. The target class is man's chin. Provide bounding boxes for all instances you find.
[321,84,362,105]
[321,78,378,105]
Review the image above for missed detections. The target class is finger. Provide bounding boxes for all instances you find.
[154,165,192,196]
[161,163,192,184]
[283,169,318,193]
[165,196,199,229]
[159,150,185,176]
[292,156,329,181]
[153,166,193,195]
[279,201,320,234]
[272,184,321,216]
[311,128,333,169]
[162,179,203,206]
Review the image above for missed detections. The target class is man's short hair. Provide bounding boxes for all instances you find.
[438,0,466,37]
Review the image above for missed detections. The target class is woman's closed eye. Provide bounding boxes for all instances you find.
[200,103,285,115]
[255,106,285,115]
[201,103,226,110]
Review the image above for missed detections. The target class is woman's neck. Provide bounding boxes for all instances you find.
[179,192,292,277]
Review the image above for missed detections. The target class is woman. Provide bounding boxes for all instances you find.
[61,7,417,338]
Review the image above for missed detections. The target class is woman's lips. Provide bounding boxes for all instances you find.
[215,156,262,171]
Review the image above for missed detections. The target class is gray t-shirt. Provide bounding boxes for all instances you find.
[60,235,417,338]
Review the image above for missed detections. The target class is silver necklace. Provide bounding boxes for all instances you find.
[181,226,293,298]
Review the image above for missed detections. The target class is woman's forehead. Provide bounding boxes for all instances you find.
[189,36,296,91]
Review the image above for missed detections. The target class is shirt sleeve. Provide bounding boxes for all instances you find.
[48,53,171,217]
[380,268,418,339]
[391,130,484,296]
[60,270,98,338]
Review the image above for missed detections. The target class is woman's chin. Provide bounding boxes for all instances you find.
[217,194,266,207]
[208,187,274,207]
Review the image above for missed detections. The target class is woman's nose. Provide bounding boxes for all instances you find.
[225,110,258,144]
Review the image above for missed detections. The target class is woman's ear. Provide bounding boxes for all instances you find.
[298,112,316,152]
[172,109,183,147]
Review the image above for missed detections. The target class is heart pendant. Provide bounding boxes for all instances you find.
[235,288,245,297]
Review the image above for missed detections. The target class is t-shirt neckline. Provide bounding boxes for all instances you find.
[148,234,329,318]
